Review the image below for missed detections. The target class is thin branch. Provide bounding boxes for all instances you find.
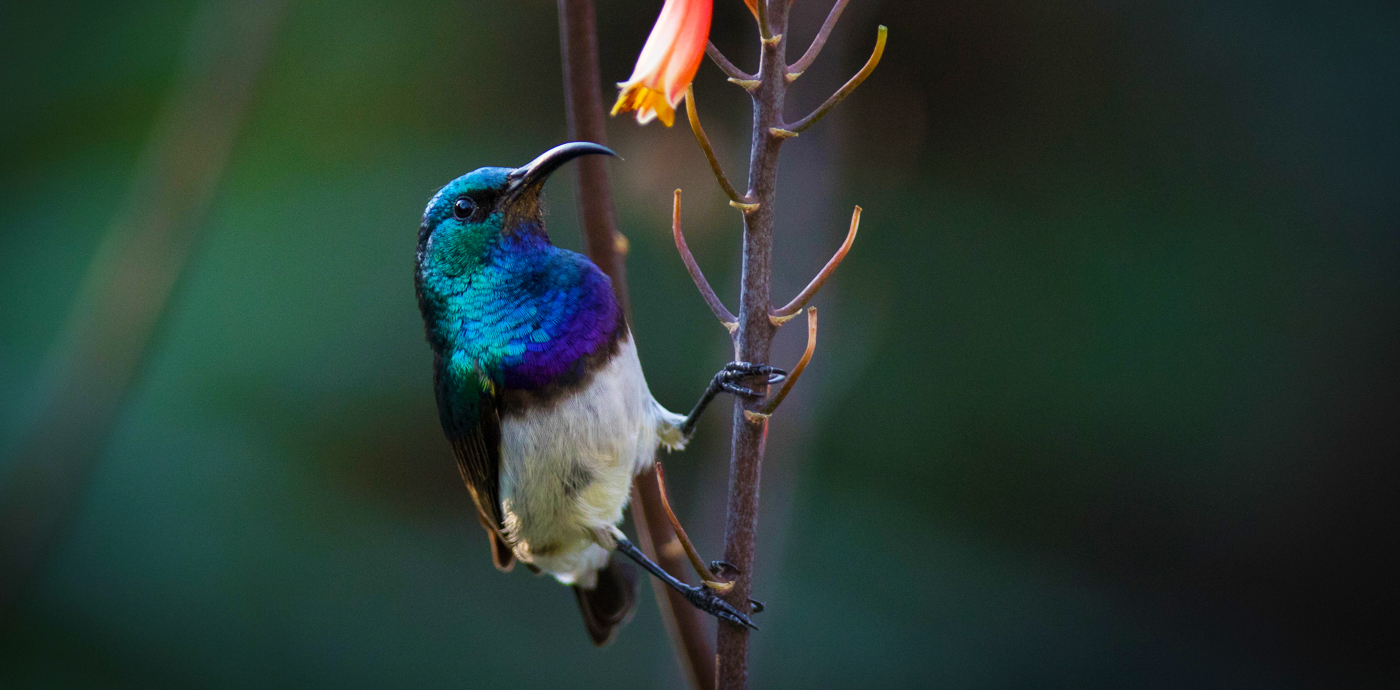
[672,189,740,330]
[788,0,849,76]
[655,462,734,591]
[786,25,886,133]
[772,206,861,319]
[685,86,748,206]
[707,41,752,81]
[759,307,817,415]
[754,0,773,40]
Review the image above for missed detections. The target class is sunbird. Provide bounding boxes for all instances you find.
[414,142,781,645]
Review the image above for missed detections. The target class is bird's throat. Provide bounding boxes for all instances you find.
[503,187,546,239]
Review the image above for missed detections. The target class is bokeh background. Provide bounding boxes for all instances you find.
[2,0,1397,687]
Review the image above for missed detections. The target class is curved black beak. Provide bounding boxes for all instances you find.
[506,142,618,197]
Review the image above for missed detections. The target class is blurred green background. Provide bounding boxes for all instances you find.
[2,0,1396,687]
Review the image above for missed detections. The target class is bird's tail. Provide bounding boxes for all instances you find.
[572,552,637,646]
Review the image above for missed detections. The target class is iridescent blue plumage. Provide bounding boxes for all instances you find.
[417,168,621,395]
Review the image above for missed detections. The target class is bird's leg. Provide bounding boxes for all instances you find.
[678,362,786,438]
[612,532,758,630]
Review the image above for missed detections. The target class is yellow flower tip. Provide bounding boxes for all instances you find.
[612,83,676,127]
[613,0,709,127]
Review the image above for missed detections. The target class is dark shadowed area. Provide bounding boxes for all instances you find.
[2,0,1396,688]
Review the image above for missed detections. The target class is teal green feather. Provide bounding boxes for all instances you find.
[416,168,622,398]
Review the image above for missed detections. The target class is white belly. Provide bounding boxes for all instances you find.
[498,334,667,587]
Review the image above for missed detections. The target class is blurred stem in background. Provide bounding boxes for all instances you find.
[0,0,284,617]
[556,1,716,687]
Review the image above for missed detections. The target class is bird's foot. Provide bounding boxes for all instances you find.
[679,363,788,439]
[612,533,760,631]
[679,583,759,630]
[714,362,787,397]
[709,560,740,579]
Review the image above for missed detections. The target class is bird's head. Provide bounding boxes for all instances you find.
[416,142,618,279]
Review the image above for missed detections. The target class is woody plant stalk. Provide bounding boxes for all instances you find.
[560,1,884,688]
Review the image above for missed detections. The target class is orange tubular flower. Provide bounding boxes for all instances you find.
[611,0,714,126]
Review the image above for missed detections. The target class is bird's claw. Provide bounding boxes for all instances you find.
[709,560,740,579]
[680,363,789,439]
[717,362,788,398]
[702,562,763,615]
[682,584,759,630]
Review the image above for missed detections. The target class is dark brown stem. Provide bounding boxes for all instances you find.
[787,25,886,133]
[672,190,739,330]
[707,41,753,81]
[556,2,713,688]
[771,205,861,319]
[0,0,285,616]
[788,0,849,76]
[716,1,795,687]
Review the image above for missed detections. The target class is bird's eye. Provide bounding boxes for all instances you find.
[453,197,476,219]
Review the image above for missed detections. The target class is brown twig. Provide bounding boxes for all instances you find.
[0,0,285,615]
[654,463,734,591]
[772,206,861,320]
[786,25,886,133]
[672,189,740,331]
[788,0,849,77]
[685,87,750,206]
[557,3,713,688]
[707,41,753,81]
[760,307,817,415]
[753,0,774,41]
